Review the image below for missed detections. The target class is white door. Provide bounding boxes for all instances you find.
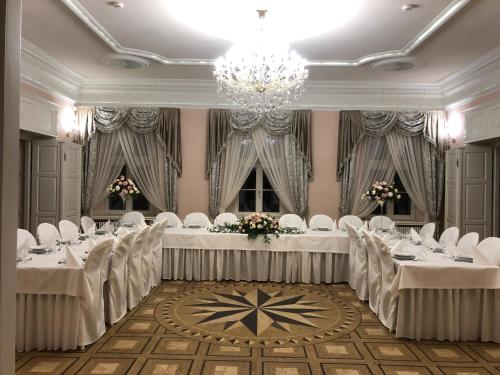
[60,142,82,225]
[31,139,60,229]
[461,144,493,239]
[444,149,461,229]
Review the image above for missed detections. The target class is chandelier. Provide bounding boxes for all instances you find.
[213,10,309,114]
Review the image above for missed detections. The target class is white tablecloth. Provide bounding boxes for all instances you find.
[162,228,350,283]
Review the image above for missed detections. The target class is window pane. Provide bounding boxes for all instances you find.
[394,193,411,215]
[262,191,280,212]
[241,169,256,189]
[238,190,256,212]
[108,195,125,210]
[394,173,405,192]
[132,194,150,211]
[262,171,273,190]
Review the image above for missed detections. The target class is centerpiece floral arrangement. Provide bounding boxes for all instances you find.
[209,212,286,243]
[108,175,141,200]
[361,180,401,206]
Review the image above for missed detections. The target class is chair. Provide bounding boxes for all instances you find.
[81,216,95,233]
[184,212,211,228]
[345,222,368,300]
[78,239,114,346]
[363,230,382,315]
[151,220,168,287]
[122,211,146,227]
[37,223,61,247]
[127,226,150,309]
[456,232,479,257]
[338,215,363,231]
[309,214,334,231]
[418,223,435,241]
[439,226,460,247]
[155,212,182,228]
[17,229,37,259]
[105,232,135,325]
[59,219,79,241]
[279,214,304,229]
[474,237,500,266]
[143,222,163,295]
[373,236,398,331]
[369,216,393,230]
[214,212,239,226]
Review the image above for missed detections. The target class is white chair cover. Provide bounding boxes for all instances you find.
[37,223,61,248]
[152,220,168,287]
[78,239,114,346]
[81,216,95,233]
[475,237,500,266]
[456,232,479,257]
[363,230,382,315]
[214,212,239,226]
[278,214,303,229]
[309,214,334,231]
[369,216,393,230]
[128,226,150,309]
[439,226,460,247]
[419,223,435,241]
[105,232,135,325]
[345,222,368,300]
[59,220,79,241]
[122,211,147,227]
[338,215,363,231]
[374,236,398,331]
[143,222,161,295]
[17,229,37,256]
[184,212,211,228]
[155,212,182,228]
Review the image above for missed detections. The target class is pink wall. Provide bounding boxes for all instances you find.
[176,109,341,220]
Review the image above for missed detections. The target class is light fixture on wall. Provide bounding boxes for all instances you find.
[60,106,76,139]
[446,111,464,144]
[213,10,309,114]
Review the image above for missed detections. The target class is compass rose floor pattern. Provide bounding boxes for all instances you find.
[15,281,500,375]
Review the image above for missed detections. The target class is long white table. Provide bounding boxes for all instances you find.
[391,249,500,342]
[162,228,350,283]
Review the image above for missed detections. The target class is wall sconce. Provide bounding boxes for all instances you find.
[446,111,464,144]
[60,106,76,139]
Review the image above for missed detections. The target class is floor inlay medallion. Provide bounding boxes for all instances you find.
[155,282,360,348]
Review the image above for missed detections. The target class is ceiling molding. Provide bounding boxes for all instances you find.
[21,39,83,101]
[58,0,471,67]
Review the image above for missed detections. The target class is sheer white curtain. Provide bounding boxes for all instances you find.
[89,132,125,209]
[386,131,428,214]
[219,133,259,211]
[252,127,295,212]
[351,136,396,217]
[118,126,167,211]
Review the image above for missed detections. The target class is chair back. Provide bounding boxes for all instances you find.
[338,215,363,231]
[475,237,500,266]
[278,214,303,229]
[363,230,382,313]
[374,236,395,279]
[37,223,61,247]
[122,211,146,226]
[439,226,460,247]
[112,232,134,268]
[17,228,37,250]
[184,212,211,228]
[155,212,182,227]
[345,222,365,256]
[369,216,393,230]
[419,223,435,241]
[214,212,239,226]
[130,226,150,258]
[81,216,95,233]
[456,232,479,256]
[309,214,334,230]
[84,239,114,274]
[59,219,79,241]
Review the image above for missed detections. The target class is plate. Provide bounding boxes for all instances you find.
[187,224,202,229]
[286,226,299,230]
[122,223,135,227]
[392,254,417,261]
[316,227,331,231]
[95,230,106,235]
[29,246,47,254]
[454,256,473,263]
[432,247,445,253]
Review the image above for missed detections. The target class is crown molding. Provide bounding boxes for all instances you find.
[58,0,470,67]
[21,39,83,101]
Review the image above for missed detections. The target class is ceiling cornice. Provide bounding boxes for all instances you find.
[58,0,470,67]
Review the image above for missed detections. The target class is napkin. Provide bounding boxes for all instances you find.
[424,237,440,248]
[410,228,422,242]
[332,220,337,231]
[472,246,496,266]
[301,219,308,231]
[363,221,368,230]
[389,223,396,235]
[103,220,112,233]
[66,245,83,267]
[115,227,128,238]
[85,223,96,236]
[390,239,413,256]
[17,238,29,259]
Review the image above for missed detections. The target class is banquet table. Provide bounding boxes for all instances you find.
[162,228,350,283]
[390,249,500,342]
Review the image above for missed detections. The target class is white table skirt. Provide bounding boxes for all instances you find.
[162,248,349,284]
[395,288,500,342]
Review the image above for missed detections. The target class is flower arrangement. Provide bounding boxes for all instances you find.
[108,175,141,200]
[209,212,283,243]
[361,180,401,206]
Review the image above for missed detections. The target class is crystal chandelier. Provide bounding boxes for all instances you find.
[213,10,309,114]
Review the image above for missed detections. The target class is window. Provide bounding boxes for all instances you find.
[107,166,150,212]
[369,173,415,220]
[233,164,283,215]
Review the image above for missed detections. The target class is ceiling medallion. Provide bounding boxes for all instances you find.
[213,10,309,114]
